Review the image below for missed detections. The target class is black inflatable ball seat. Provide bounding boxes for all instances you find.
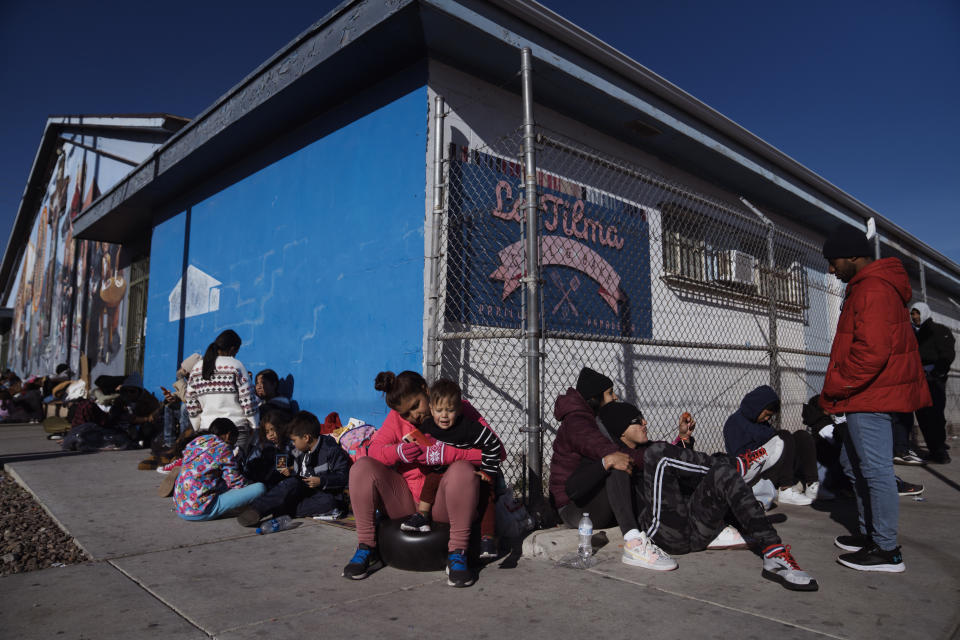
[377,518,450,571]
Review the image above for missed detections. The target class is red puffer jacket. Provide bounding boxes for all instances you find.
[820,257,931,414]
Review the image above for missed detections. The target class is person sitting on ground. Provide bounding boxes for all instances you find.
[42,364,73,403]
[254,369,298,420]
[1,376,44,423]
[238,408,294,487]
[342,370,497,588]
[111,373,163,448]
[237,411,350,526]
[548,368,800,584]
[160,353,200,450]
[186,329,259,453]
[174,418,266,521]
[723,385,819,506]
[401,378,503,560]
[594,400,818,590]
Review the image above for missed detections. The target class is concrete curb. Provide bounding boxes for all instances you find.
[522,525,623,561]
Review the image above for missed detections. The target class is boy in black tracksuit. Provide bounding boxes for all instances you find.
[237,411,350,526]
[594,401,818,591]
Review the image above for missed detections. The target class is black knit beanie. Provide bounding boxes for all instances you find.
[576,367,613,401]
[822,224,872,260]
[598,401,644,442]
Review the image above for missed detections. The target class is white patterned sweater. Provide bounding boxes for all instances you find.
[185,356,259,432]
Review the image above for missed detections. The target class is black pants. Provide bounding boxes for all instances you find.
[560,459,640,536]
[250,476,342,518]
[763,430,818,488]
[916,375,947,456]
[639,443,780,555]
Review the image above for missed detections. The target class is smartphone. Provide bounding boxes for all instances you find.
[404,429,431,447]
[275,454,287,470]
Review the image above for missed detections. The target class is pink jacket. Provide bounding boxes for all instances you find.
[366,400,501,502]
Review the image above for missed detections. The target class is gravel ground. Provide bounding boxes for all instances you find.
[0,471,88,576]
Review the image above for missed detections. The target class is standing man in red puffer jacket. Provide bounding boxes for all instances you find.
[820,224,930,573]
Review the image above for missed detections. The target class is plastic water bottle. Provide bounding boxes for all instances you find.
[577,512,593,560]
[255,515,296,535]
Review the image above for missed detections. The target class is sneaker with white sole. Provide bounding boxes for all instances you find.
[834,533,871,552]
[400,512,431,532]
[707,525,748,550]
[313,508,345,521]
[778,485,813,506]
[156,458,182,474]
[622,532,678,571]
[803,481,820,501]
[446,549,476,587]
[896,477,924,496]
[893,450,924,465]
[837,543,905,573]
[738,436,784,484]
[761,544,818,591]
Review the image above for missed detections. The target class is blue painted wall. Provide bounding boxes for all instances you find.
[143,85,427,424]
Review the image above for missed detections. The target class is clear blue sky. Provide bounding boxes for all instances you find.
[1,0,957,264]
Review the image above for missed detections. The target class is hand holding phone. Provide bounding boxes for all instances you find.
[403,429,431,447]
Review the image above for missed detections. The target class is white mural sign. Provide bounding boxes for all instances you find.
[169,265,222,321]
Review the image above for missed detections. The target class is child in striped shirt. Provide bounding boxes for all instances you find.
[401,379,502,559]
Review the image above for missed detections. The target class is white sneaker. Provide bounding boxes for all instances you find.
[622,532,678,571]
[762,544,818,591]
[707,525,748,550]
[803,481,820,501]
[778,485,813,506]
[738,436,784,484]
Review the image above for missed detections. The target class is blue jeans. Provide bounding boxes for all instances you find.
[179,483,266,521]
[163,402,191,447]
[839,412,899,550]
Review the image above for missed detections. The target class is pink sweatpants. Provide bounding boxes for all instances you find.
[349,457,479,551]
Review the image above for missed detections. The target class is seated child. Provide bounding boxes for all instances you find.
[240,408,294,486]
[723,385,818,506]
[174,418,266,521]
[236,410,350,526]
[401,379,503,559]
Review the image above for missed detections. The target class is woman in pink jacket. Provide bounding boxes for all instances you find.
[342,370,496,587]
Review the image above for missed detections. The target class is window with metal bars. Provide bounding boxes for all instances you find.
[660,203,809,312]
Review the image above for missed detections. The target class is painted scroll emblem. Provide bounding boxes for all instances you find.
[490,236,624,312]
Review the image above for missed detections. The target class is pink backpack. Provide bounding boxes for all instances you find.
[336,423,378,462]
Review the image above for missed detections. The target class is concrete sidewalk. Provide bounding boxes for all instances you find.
[1,423,958,639]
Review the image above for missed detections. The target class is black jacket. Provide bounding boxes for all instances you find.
[915,319,956,378]
[293,435,351,491]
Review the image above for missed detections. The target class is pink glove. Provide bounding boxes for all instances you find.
[396,442,421,464]
[420,442,477,466]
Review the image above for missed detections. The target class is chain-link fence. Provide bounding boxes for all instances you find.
[430,95,958,500]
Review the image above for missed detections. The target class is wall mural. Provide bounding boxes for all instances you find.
[7,142,128,379]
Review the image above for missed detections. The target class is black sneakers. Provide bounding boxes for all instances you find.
[837,544,905,573]
[400,512,432,532]
[896,477,924,496]
[834,533,871,552]
[342,543,384,579]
